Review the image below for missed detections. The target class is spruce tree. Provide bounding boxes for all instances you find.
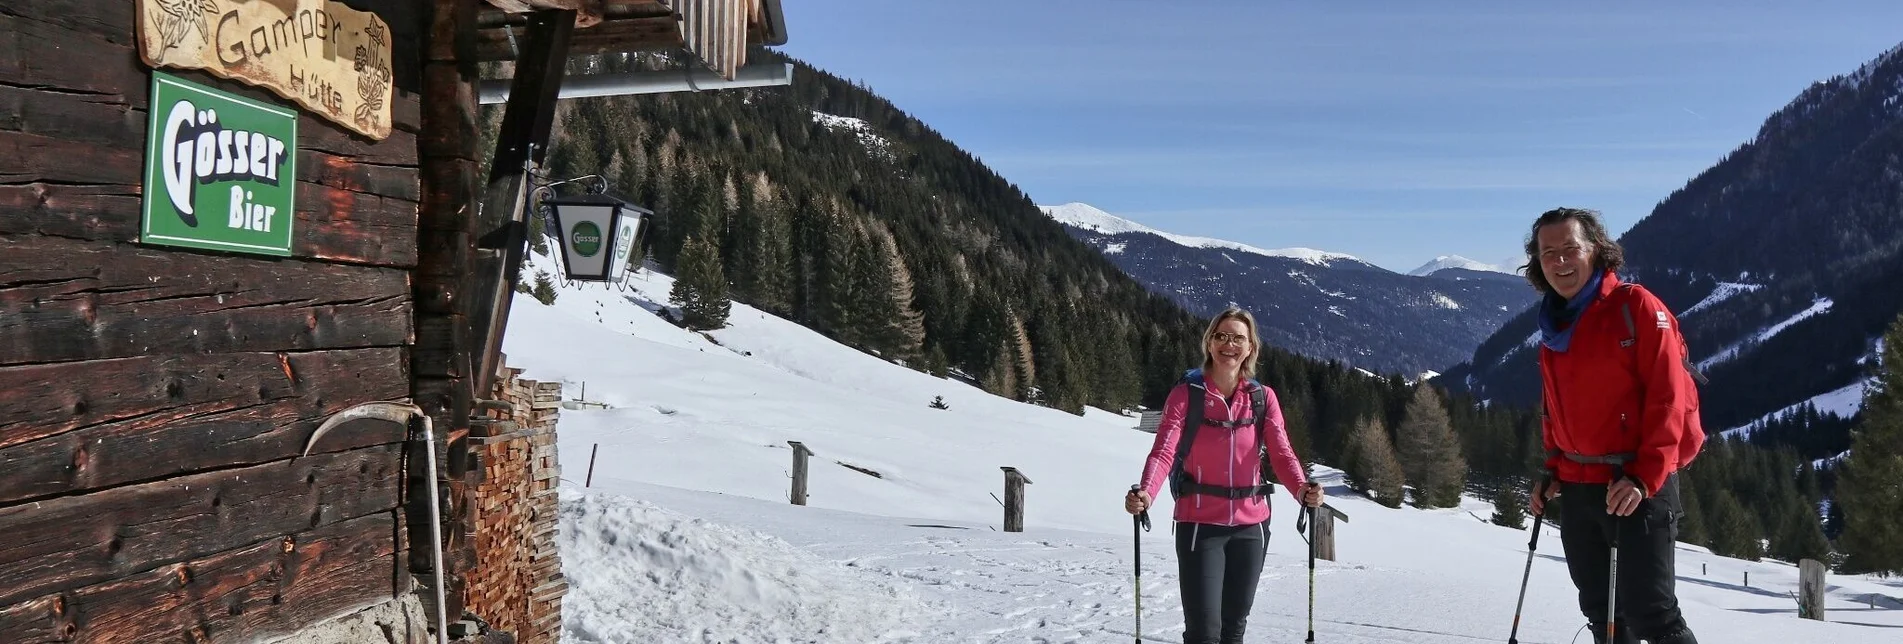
[1771,503,1831,564]
[1491,483,1527,529]
[753,184,795,316]
[1836,314,1903,574]
[670,235,730,330]
[1707,489,1765,562]
[1676,473,1709,548]
[1396,385,1468,508]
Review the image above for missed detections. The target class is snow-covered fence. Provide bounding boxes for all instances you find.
[1001,467,1034,532]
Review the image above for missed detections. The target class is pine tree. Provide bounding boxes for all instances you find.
[1396,385,1468,508]
[1706,489,1765,561]
[1345,415,1406,508]
[1677,473,1709,548]
[752,183,795,316]
[1771,503,1831,564]
[1836,313,1903,574]
[670,235,730,330]
[529,271,558,305]
[1491,483,1527,529]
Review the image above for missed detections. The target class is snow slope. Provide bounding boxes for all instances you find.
[502,250,1903,643]
[1697,297,1835,370]
[1720,378,1871,439]
[1041,202,1362,267]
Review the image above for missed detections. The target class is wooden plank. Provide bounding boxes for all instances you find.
[0,181,417,268]
[0,84,144,148]
[0,129,140,186]
[0,348,408,503]
[474,18,682,60]
[0,14,147,105]
[0,235,412,366]
[299,149,424,203]
[0,1,137,46]
[0,511,404,644]
[0,81,420,169]
[294,183,421,268]
[0,182,412,266]
[0,444,403,607]
[0,182,142,242]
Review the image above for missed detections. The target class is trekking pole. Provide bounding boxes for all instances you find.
[1606,468,1626,644]
[1299,490,1317,643]
[1131,485,1151,643]
[1509,477,1551,644]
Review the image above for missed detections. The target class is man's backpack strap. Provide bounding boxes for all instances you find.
[1618,284,1709,386]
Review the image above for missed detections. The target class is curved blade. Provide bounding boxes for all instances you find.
[304,401,423,457]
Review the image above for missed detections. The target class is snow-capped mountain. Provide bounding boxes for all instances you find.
[1407,255,1516,278]
[1044,203,1361,267]
[1040,203,1536,376]
[1444,40,1903,463]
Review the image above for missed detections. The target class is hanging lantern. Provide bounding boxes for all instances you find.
[541,192,652,282]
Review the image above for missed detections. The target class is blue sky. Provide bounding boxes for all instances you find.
[779,1,1903,273]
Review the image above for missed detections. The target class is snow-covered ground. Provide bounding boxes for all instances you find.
[501,252,1903,643]
[1680,282,1765,318]
[1719,378,1870,439]
[1697,297,1835,370]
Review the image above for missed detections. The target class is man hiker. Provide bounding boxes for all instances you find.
[1523,207,1703,644]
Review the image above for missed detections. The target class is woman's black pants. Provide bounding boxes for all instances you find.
[1175,520,1268,644]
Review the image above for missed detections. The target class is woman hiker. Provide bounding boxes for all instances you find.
[1124,306,1324,644]
[1524,207,1702,644]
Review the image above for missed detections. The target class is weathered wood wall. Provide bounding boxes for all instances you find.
[0,0,427,641]
[463,362,565,644]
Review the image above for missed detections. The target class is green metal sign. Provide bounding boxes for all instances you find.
[142,71,298,256]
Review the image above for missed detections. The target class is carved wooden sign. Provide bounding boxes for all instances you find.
[137,0,394,140]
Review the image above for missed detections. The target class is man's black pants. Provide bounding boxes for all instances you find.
[1558,474,1693,643]
[1174,521,1268,644]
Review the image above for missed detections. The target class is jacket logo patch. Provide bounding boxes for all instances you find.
[1655,310,1671,330]
[1620,339,1636,348]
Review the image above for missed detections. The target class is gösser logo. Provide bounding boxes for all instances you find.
[572,222,603,257]
[159,98,289,229]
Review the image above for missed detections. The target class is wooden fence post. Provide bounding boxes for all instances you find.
[1799,559,1826,621]
[1002,467,1033,532]
[585,443,598,488]
[789,441,812,505]
[1316,504,1349,561]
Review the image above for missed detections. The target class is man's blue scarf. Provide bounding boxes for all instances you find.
[1536,269,1606,353]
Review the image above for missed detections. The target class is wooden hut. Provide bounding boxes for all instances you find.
[0,1,787,642]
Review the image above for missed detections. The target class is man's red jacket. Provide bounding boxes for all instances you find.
[1539,271,1704,495]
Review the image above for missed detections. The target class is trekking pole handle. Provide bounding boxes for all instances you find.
[1129,484,1151,532]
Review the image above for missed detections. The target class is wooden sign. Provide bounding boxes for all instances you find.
[137,0,394,140]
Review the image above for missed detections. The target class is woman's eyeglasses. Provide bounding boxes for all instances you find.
[1210,332,1250,346]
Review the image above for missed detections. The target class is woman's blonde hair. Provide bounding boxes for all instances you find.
[1201,306,1261,380]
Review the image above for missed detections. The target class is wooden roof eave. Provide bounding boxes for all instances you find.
[474,0,785,74]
